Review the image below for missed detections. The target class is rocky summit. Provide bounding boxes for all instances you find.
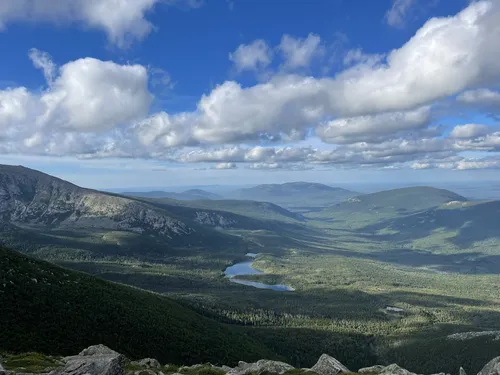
[3,345,500,375]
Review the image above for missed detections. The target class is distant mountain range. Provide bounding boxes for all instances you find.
[332,186,468,215]
[123,189,222,200]
[0,164,305,261]
[227,182,359,212]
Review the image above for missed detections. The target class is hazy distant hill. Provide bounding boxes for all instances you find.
[312,186,470,231]
[149,198,305,222]
[124,189,222,200]
[334,186,468,214]
[229,182,358,212]
[0,246,274,364]
[363,200,500,251]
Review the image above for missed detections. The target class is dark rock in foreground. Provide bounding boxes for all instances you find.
[478,357,500,375]
[227,359,294,375]
[4,344,500,375]
[56,345,125,375]
[310,354,350,375]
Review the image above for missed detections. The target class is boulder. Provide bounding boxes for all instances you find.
[459,368,466,375]
[378,364,418,375]
[0,362,5,375]
[359,365,385,374]
[310,354,350,375]
[79,345,121,357]
[478,357,500,375]
[130,359,161,369]
[227,360,294,375]
[56,345,125,375]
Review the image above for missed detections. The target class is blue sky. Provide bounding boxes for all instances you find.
[1,0,500,189]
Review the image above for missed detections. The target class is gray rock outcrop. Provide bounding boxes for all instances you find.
[478,357,500,375]
[359,365,385,374]
[0,362,5,375]
[310,354,350,375]
[378,364,419,375]
[56,345,125,375]
[227,359,294,375]
[78,345,121,357]
[130,359,161,369]
[459,367,467,375]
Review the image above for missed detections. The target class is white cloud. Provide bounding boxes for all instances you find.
[248,162,283,170]
[0,0,200,47]
[229,40,272,72]
[279,33,323,69]
[214,162,236,169]
[457,88,500,114]
[343,48,384,67]
[385,0,416,28]
[450,124,492,138]
[3,1,500,173]
[316,107,431,144]
[0,87,39,131]
[0,51,153,156]
[43,57,152,131]
[137,0,500,149]
[29,48,56,84]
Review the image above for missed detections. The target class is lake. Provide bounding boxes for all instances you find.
[224,254,294,292]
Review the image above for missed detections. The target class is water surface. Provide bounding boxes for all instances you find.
[224,255,293,292]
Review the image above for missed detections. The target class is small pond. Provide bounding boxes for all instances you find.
[224,253,294,292]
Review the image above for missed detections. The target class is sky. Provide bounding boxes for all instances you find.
[1,0,500,189]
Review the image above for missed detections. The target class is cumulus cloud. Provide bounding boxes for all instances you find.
[0,0,200,47]
[135,0,500,150]
[279,33,323,69]
[0,50,153,155]
[44,57,152,131]
[411,156,500,170]
[229,40,272,72]
[316,107,431,144]
[3,1,500,172]
[450,124,492,138]
[457,88,500,114]
[385,0,415,28]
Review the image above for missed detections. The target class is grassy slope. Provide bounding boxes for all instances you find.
[310,186,468,227]
[0,246,276,365]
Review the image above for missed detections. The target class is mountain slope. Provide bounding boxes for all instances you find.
[0,246,276,364]
[321,186,467,217]
[0,164,194,236]
[0,165,277,260]
[229,182,358,212]
[335,186,467,213]
[363,200,500,250]
[148,198,305,222]
[124,189,222,200]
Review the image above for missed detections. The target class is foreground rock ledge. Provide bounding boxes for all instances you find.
[2,344,500,375]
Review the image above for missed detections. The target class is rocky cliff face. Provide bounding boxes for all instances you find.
[0,165,244,238]
[2,344,500,375]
